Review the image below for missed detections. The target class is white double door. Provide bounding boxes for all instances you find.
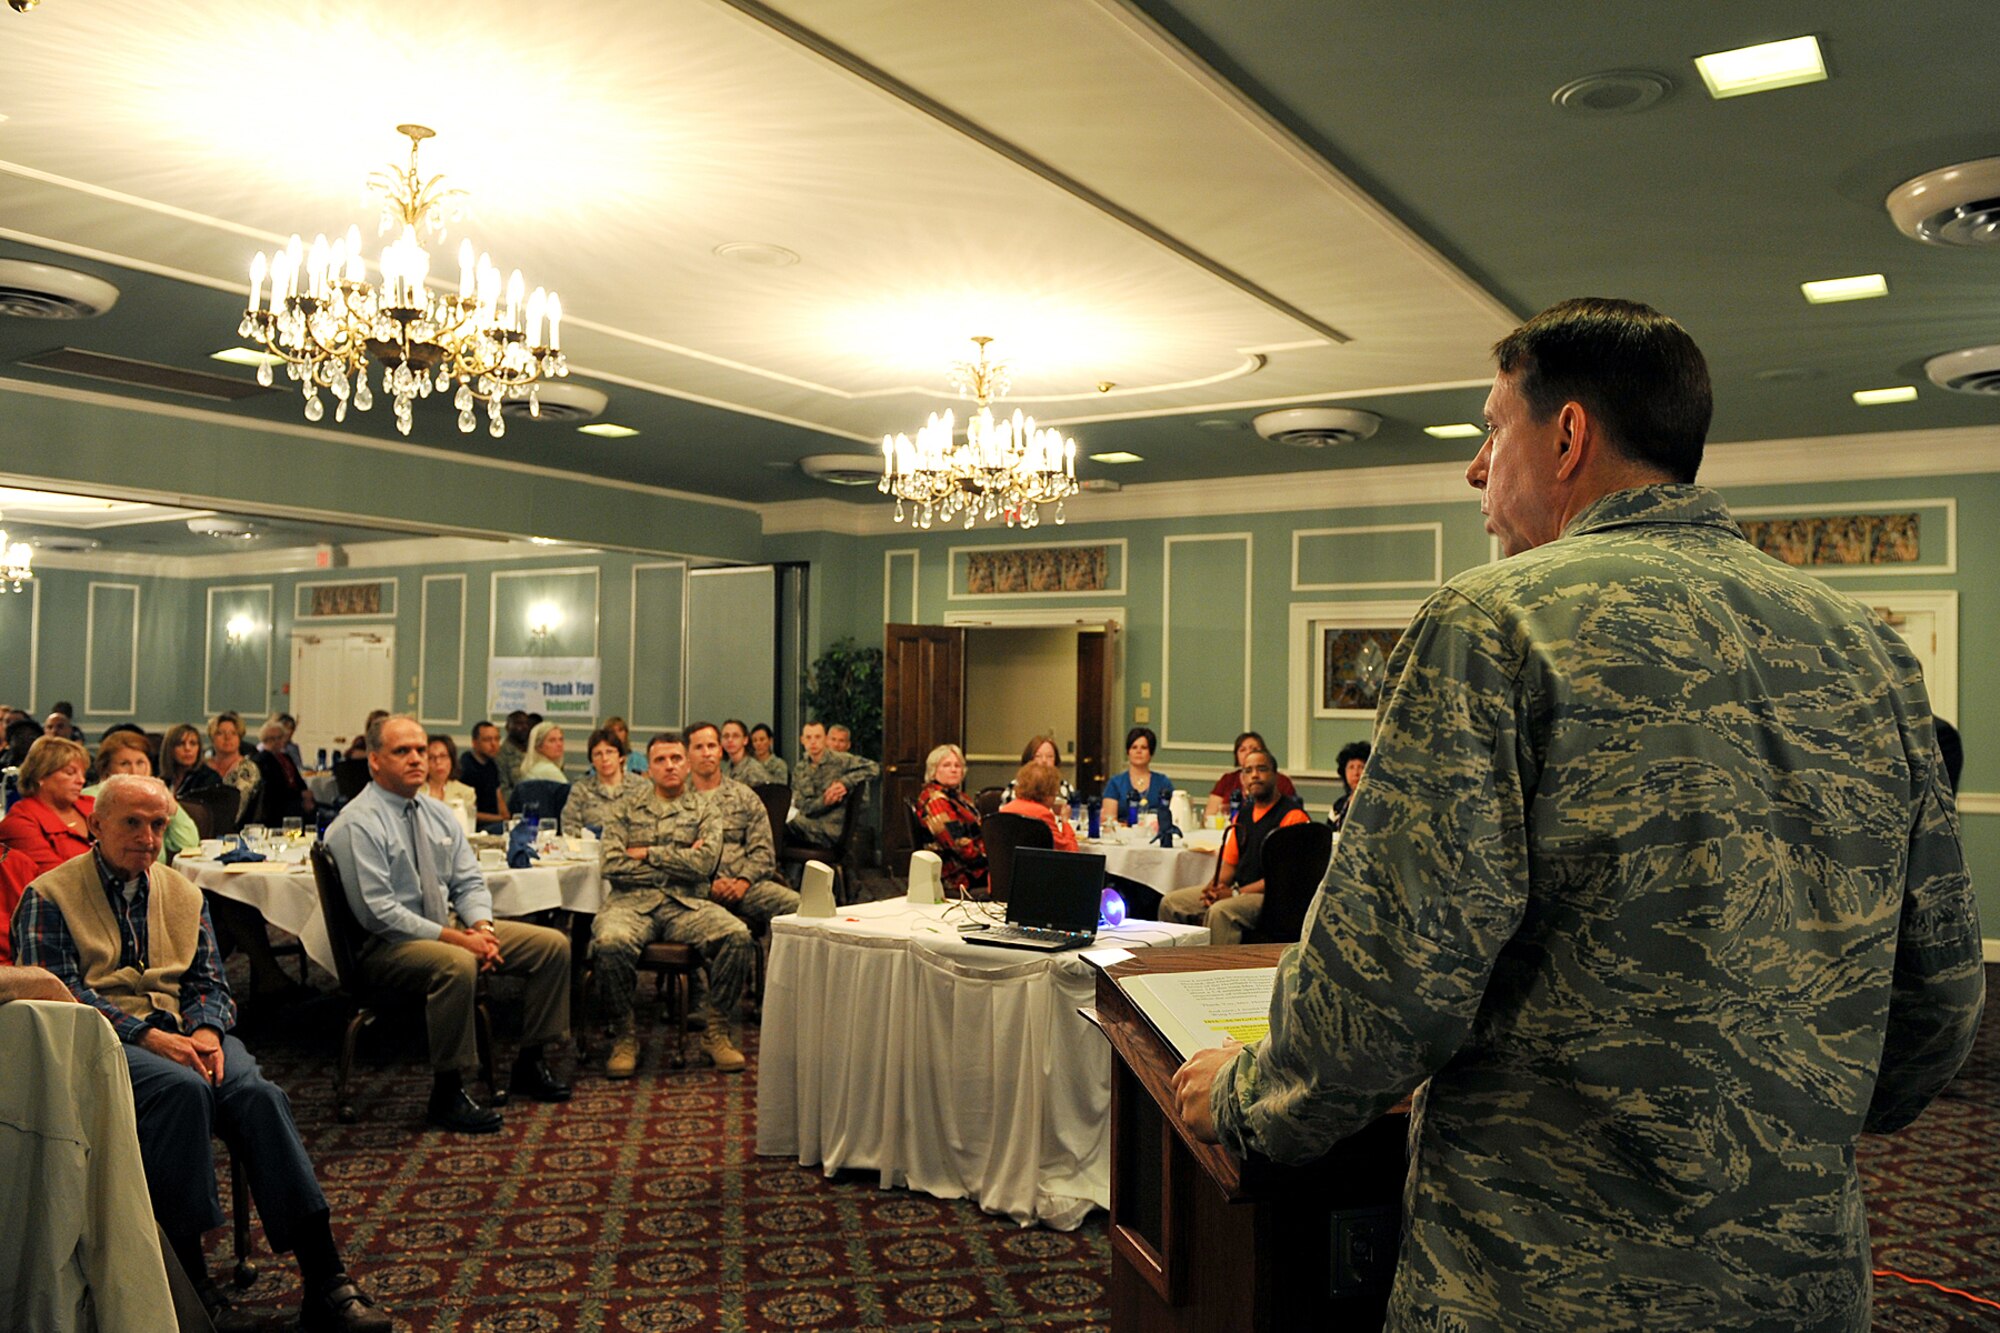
[290,628,395,764]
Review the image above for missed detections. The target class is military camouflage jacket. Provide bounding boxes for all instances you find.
[728,754,790,787]
[601,784,722,908]
[1212,485,1984,1332]
[789,751,879,844]
[561,771,633,835]
[697,777,783,887]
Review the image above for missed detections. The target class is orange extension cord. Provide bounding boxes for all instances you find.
[1875,1267,2000,1313]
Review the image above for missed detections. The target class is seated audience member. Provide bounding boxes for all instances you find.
[787,721,879,848]
[914,744,988,895]
[743,723,790,786]
[87,731,198,863]
[278,711,305,770]
[0,736,95,880]
[1204,731,1299,819]
[719,718,760,784]
[1161,749,1309,944]
[43,708,85,744]
[597,732,747,1077]
[456,720,510,829]
[497,711,534,799]
[12,775,391,1331]
[998,759,1079,853]
[685,721,800,927]
[602,715,647,776]
[1100,726,1174,830]
[1000,734,1076,808]
[160,722,224,801]
[419,734,478,827]
[205,712,262,825]
[563,726,633,833]
[253,718,315,825]
[519,720,568,783]
[2,712,44,770]
[1329,740,1371,831]
[826,724,854,755]
[326,716,572,1133]
[343,709,393,764]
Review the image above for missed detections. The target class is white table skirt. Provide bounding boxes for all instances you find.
[1078,837,1219,896]
[177,855,605,976]
[754,898,1208,1229]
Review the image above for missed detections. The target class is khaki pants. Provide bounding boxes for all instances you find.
[1160,885,1262,946]
[358,920,570,1073]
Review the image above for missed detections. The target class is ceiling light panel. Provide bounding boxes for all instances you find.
[577,423,639,438]
[209,346,285,367]
[1800,274,1886,304]
[1089,451,1144,464]
[1424,423,1484,439]
[1694,35,1826,99]
[1852,386,1917,406]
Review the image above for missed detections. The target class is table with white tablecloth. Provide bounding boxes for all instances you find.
[754,898,1209,1229]
[1078,833,1219,897]
[176,853,605,977]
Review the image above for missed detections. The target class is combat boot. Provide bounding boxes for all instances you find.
[700,1026,746,1072]
[606,1022,640,1079]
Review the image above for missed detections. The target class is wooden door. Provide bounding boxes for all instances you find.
[1075,626,1114,799]
[882,623,966,865]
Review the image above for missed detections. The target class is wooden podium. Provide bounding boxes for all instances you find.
[1096,946,1406,1332]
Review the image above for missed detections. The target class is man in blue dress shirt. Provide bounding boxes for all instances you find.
[325,715,571,1134]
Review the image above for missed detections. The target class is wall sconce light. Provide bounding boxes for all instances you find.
[526,602,563,643]
[224,613,259,645]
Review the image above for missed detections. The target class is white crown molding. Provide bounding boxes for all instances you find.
[758,424,2000,537]
[26,534,615,579]
[1957,792,2000,816]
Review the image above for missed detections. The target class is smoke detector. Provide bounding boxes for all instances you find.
[1251,407,1382,448]
[186,516,260,540]
[1887,157,2000,246]
[0,260,121,319]
[498,381,609,422]
[1924,345,2000,395]
[799,453,884,487]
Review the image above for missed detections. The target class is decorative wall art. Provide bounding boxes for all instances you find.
[964,545,1109,595]
[1737,512,1919,567]
[1318,626,1403,715]
[298,580,394,618]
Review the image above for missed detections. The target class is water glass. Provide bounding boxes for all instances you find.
[282,817,304,840]
[242,824,268,852]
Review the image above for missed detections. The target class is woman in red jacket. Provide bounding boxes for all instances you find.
[1,735,95,875]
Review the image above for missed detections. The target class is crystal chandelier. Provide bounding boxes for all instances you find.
[240,125,566,438]
[879,337,1080,530]
[0,513,31,593]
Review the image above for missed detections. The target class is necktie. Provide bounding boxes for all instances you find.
[405,801,448,924]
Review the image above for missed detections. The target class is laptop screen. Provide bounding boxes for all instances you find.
[1007,848,1107,934]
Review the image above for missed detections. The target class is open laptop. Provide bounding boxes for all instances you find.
[962,848,1107,952]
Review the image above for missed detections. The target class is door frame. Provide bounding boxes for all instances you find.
[945,608,1126,796]
[289,625,396,760]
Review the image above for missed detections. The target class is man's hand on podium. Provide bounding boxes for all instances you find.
[1171,1041,1242,1144]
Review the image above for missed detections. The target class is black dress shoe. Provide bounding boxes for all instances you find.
[301,1277,393,1333]
[192,1276,262,1332]
[508,1056,573,1103]
[426,1087,504,1134]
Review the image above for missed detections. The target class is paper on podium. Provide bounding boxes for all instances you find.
[1118,967,1278,1062]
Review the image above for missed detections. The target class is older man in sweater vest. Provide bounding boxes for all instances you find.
[10,775,389,1332]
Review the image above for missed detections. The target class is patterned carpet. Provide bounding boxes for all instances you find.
[201,962,2000,1331]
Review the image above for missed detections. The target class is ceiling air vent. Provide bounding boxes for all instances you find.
[1887,157,2000,246]
[1252,407,1382,448]
[799,454,884,487]
[0,260,121,319]
[498,381,609,422]
[1925,345,2000,395]
[21,347,272,401]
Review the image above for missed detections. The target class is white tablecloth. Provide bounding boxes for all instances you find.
[1078,837,1218,896]
[754,898,1209,1229]
[177,855,605,977]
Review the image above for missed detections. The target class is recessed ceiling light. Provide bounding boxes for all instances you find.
[1800,274,1886,304]
[1694,35,1826,99]
[1195,418,1246,432]
[577,423,639,438]
[712,241,800,268]
[1089,451,1144,464]
[209,346,285,368]
[528,537,559,546]
[1424,423,1484,439]
[1852,386,1917,406]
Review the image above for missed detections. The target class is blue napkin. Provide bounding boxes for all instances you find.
[506,821,539,869]
[217,844,267,864]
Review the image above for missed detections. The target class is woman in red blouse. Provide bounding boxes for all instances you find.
[914,743,987,896]
[997,760,1079,852]
[0,735,96,882]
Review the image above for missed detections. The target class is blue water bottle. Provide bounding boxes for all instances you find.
[1087,799,1101,840]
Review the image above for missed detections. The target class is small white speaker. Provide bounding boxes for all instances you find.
[799,861,836,918]
[907,850,944,905]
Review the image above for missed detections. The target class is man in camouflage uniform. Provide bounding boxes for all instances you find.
[1173,298,1984,1332]
[595,731,749,1075]
[787,721,879,848]
[684,721,800,928]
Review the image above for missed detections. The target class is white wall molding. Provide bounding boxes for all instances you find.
[203,583,273,719]
[26,534,618,580]
[417,574,467,727]
[1286,598,1427,779]
[1731,498,1956,578]
[883,548,919,624]
[1161,533,1252,753]
[1291,522,1444,592]
[83,581,140,716]
[627,561,688,731]
[1957,792,2000,816]
[492,566,602,661]
[761,498,883,536]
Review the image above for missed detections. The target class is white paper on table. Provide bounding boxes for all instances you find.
[1117,967,1278,1062]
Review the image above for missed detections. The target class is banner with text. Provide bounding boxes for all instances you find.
[487,657,601,719]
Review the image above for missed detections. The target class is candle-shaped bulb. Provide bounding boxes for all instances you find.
[505,269,524,329]
[345,225,365,281]
[546,293,562,350]
[249,252,267,314]
[525,287,546,347]
[458,239,474,300]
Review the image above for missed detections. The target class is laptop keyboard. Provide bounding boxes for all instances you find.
[983,924,1093,946]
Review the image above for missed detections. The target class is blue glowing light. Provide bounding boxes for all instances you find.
[1098,888,1127,929]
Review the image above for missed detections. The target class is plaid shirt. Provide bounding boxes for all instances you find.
[11,851,236,1042]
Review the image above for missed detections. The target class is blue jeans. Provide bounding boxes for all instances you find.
[123,1033,327,1252]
